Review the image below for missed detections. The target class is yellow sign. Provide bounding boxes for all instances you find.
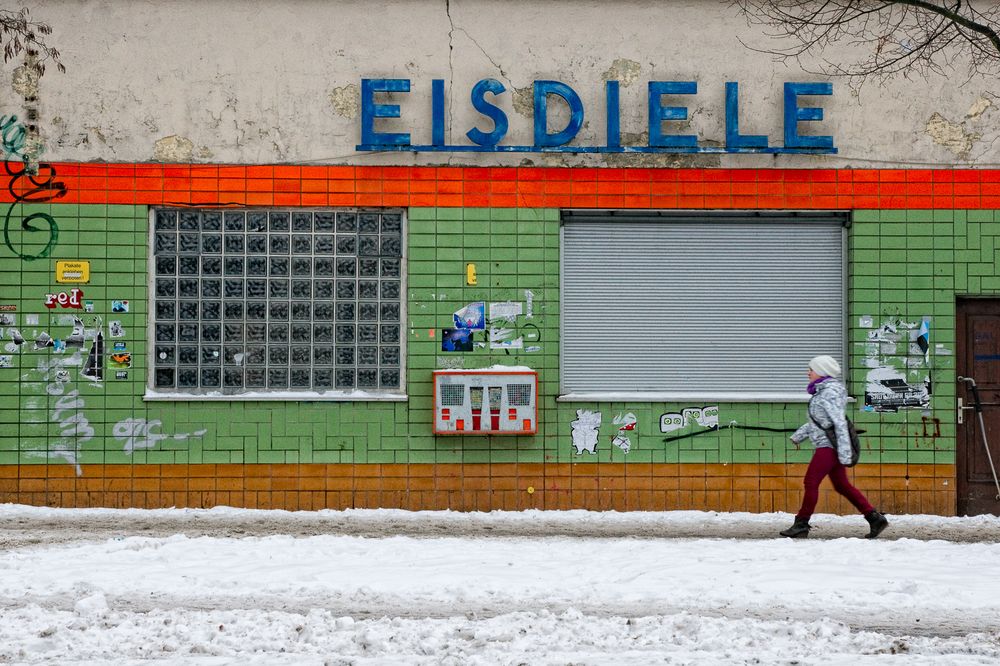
[55,261,91,284]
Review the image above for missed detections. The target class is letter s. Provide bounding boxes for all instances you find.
[466,79,509,147]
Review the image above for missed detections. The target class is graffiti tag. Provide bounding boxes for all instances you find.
[44,287,84,309]
[35,355,94,474]
[1,113,66,261]
[112,418,207,454]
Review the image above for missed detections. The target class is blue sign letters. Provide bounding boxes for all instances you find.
[357,78,835,154]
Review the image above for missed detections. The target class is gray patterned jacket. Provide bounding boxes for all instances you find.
[790,378,853,465]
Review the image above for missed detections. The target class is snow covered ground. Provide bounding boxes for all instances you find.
[1,505,999,665]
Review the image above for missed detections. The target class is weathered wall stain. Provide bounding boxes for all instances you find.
[11,65,40,98]
[11,63,43,166]
[601,58,641,88]
[925,112,979,157]
[925,113,979,158]
[512,86,533,118]
[8,1,1000,167]
[329,83,360,119]
[966,96,992,119]
[153,135,195,161]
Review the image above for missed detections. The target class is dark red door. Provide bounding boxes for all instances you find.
[956,298,1000,516]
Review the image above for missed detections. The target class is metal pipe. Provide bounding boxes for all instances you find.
[958,376,1000,501]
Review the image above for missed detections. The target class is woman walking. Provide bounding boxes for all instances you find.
[781,355,889,539]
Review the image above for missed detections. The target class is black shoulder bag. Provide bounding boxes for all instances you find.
[808,401,863,467]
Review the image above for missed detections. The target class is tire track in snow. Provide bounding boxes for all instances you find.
[3,509,1000,550]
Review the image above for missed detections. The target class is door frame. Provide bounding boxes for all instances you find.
[956,297,1000,516]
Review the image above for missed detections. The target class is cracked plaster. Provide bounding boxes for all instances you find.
[925,113,979,159]
[329,84,360,119]
[601,59,642,88]
[5,0,1000,168]
[11,65,39,98]
[153,135,195,162]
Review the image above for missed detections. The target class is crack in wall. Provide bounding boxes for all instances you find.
[445,0,456,145]
[454,27,512,88]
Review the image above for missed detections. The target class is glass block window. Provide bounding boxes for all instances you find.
[151,208,404,396]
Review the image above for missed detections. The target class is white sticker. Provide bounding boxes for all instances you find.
[660,413,685,433]
[697,406,719,428]
[570,409,602,455]
[489,301,522,321]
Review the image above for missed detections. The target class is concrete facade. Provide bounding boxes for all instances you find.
[10,0,1000,169]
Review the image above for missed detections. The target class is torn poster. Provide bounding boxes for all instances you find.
[489,301,522,322]
[453,302,486,330]
[864,366,930,412]
[81,331,104,382]
[611,412,637,453]
[65,318,86,348]
[571,409,602,455]
[489,328,524,349]
[917,318,930,365]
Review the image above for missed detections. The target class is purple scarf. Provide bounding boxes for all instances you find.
[807,376,830,395]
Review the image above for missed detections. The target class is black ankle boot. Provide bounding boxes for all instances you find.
[864,510,889,539]
[780,519,811,538]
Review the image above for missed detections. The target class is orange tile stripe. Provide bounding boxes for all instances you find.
[2,164,998,209]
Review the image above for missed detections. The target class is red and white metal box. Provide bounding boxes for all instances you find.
[432,369,538,435]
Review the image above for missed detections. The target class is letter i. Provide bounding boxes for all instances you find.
[606,81,621,148]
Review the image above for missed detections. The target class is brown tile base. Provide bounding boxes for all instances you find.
[0,463,957,515]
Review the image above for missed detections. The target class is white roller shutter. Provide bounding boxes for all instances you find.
[560,211,846,399]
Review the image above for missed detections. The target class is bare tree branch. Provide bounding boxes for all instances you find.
[890,0,1000,54]
[0,8,65,77]
[733,0,1000,82]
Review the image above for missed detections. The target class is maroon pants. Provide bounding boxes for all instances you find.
[795,446,873,521]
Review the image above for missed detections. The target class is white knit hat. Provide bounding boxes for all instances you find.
[809,355,842,378]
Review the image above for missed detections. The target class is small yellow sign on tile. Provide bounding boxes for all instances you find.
[55,260,91,284]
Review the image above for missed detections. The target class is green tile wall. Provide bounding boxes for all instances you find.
[405,207,561,463]
[0,205,986,470]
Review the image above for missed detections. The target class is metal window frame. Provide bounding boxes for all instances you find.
[144,207,407,402]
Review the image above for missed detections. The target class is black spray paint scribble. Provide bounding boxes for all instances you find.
[1,113,66,261]
[662,424,797,445]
